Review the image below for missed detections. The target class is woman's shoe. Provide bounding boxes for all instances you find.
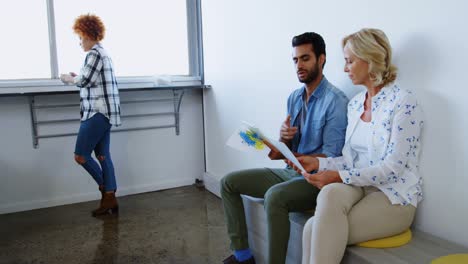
[92,192,119,217]
[91,185,105,215]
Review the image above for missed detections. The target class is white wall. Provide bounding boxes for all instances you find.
[0,89,205,214]
[202,0,468,247]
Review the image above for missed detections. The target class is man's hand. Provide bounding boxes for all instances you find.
[302,170,342,189]
[280,115,298,143]
[265,140,284,160]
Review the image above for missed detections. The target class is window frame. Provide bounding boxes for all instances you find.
[0,0,204,91]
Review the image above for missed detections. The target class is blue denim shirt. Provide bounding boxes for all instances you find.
[287,76,348,157]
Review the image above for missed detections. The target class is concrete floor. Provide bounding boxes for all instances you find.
[0,186,231,264]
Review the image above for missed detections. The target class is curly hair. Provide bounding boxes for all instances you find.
[342,28,397,87]
[73,14,105,41]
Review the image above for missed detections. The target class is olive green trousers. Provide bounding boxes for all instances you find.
[220,168,320,264]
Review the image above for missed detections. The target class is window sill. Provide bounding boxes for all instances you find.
[0,76,205,96]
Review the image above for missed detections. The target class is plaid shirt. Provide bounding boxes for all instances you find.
[74,43,121,126]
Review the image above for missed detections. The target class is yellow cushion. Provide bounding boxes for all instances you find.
[356,229,412,248]
[431,254,468,264]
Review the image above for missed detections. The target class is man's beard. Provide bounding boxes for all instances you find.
[299,62,320,84]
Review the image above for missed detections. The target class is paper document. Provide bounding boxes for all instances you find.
[226,121,306,172]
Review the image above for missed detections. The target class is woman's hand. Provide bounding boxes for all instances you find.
[60,73,74,84]
[285,155,319,173]
[302,170,342,189]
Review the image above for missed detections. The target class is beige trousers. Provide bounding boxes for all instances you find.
[302,183,416,264]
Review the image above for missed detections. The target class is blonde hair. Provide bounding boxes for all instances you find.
[342,28,397,87]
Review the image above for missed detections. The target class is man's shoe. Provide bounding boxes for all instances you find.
[222,255,255,264]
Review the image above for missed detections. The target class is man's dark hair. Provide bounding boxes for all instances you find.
[292,32,326,68]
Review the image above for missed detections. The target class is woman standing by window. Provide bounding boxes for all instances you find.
[60,14,121,217]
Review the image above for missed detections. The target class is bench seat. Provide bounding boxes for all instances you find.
[242,195,467,264]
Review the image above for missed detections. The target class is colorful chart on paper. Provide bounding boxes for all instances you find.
[239,129,265,150]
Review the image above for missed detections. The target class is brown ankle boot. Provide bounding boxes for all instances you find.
[92,192,119,217]
[91,185,105,215]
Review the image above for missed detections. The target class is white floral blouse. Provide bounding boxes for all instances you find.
[318,84,424,206]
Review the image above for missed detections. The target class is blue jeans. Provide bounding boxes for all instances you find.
[75,113,116,192]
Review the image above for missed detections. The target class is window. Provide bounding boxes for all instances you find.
[0,0,203,90]
[0,1,51,80]
[55,0,189,77]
